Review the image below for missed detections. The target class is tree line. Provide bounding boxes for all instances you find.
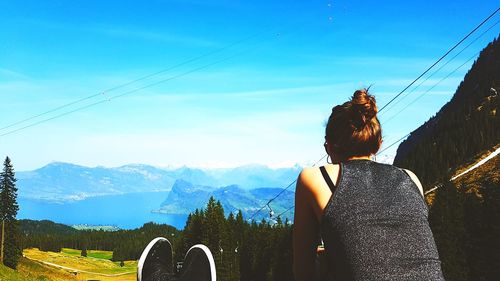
[21,221,180,263]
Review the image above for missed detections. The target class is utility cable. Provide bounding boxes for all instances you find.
[0,31,275,133]
[380,17,500,115]
[0,43,268,137]
[248,154,327,221]
[378,8,499,112]
[0,7,327,137]
[383,51,479,126]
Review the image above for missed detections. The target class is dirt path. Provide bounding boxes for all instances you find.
[450,146,500,181]
[24,255,136,277]
[425,146,500,195]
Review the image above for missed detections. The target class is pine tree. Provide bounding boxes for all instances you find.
[81,245,87,257]
[0,156,21,269]
[202,197,230,280]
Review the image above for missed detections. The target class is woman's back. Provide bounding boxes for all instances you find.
[321,159,444,280]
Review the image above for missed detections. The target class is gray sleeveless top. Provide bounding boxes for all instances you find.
[320,160,444,280]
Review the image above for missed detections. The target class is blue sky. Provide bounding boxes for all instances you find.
[0,0,499,171]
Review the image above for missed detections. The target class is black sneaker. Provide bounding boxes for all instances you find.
[137,237,174,281]
[178,244,216,281]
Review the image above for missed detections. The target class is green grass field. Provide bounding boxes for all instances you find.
[61,248,114,260]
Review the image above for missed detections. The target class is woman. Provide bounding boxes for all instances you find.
[293,89,444,280]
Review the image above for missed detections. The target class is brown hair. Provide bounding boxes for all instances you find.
[325,88,382,160]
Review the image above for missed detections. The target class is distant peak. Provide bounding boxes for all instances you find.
[42,162,84,169]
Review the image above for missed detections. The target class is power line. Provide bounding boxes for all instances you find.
[378,7,499,112]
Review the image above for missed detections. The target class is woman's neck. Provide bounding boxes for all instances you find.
[346,155,371,161]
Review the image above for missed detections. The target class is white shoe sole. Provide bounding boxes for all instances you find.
[185,244,217,281]
[137,237,172,281]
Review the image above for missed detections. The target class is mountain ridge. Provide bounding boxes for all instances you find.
[155,179,294,218]
[394,37,500,188]
[16,161,302,203]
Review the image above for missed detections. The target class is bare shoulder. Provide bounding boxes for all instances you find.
[298,166,331,188]
[296,166,337,222]
[298,167,317,182]
[297,167,320,192]
[402,169,424,196]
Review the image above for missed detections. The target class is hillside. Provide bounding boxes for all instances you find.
[156,179,295,218]
[394,37,500,188]
[425,146,500,280]
[451,144,499,190]
[20,219,79,236]
[0,257,78,281]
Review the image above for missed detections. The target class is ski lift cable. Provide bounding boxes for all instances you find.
[277,205,295,219]
[2,9,327,139]
[378,8,499,113]
[0,31,272,133]
[0,43,267,137]
[383,51,480,126]
[0,7,325,136]
[380,17,500,116]
[248,154,327,221]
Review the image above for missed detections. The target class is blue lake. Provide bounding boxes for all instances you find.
[18,192,188,230]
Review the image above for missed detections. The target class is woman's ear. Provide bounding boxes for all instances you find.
[324,142,333,156]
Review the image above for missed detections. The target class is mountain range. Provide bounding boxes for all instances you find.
[17,162,301,202]
[16,162,300,228]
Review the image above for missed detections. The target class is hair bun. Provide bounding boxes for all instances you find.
[350,89,378,129]
[325,87,382,159]
[351,89,378,118]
